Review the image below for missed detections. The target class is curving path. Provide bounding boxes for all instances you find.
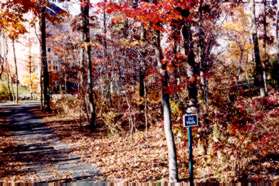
[0,102,99,182]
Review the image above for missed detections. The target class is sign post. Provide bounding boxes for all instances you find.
[183,113,198,186]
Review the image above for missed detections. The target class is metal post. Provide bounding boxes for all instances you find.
[187,127,194,186]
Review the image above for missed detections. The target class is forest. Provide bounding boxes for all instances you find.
[0,0,279,184]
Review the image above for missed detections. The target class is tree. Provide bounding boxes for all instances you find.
[1,0,67,110]
[0,7,27,103]
[250,0,267,97]
[23,35,38,98]
[11,39,19,103]
[182,20,198,186]
[276,0,279,87]
[81,0,97,128]
[223,5,253,85]
[25,35,36,98]
[39,0,51,111]
[101,0,202,181]
[156,30,179,182]
[198,0,208,105]
[0,31,14,101]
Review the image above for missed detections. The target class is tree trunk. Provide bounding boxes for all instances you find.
[251,0,266,97]
[197,0,210,158]
[182,24,198,112]
[0,35,3,78]
[81,0,97,128]
[156,30,178,183]
[40,65,43,110]
[198,0,208,105]
[182,23,198,186]
[237,46,244,87]
[7,72,14,101]
[276,1,279,88]
[28,29,33,99]
[103,0,112,106]
[28,54,33,99]
[262,0,268,94]
[136,0,146,109]
[64,73,67,93]
[12,39,19,104]
[139,69,145,97]
[40,4,51,111]
[2,35,13,101]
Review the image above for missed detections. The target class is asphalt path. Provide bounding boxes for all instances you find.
[0,102,99,182]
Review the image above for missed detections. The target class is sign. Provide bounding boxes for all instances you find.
[46,1,66,17]
[183,114,198,128]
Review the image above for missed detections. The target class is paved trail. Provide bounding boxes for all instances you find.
[0,103,99,182]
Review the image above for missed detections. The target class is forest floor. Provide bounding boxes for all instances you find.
[42,92,279,183]
[0,93,279,183]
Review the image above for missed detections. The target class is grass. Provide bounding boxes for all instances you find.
[0,80,32,100]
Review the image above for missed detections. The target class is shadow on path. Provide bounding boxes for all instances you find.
[0,103,99,182]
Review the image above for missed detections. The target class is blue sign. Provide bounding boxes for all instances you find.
[183,114,198,127]
[46,1,65,17]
